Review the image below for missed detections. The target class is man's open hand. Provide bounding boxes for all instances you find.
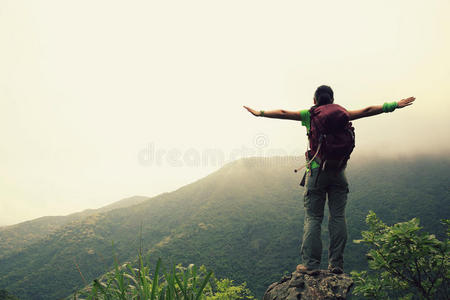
[243,106,261,116]
[397,97,415,109]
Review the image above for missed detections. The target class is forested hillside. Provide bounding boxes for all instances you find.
[0,156,448,299]
[0,196,149,260]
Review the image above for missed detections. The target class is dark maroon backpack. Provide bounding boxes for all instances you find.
[308,104,355,166]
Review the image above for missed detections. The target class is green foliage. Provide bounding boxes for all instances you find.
[77,254,253,300]
[206,279,253,300]
[351,211,449,300]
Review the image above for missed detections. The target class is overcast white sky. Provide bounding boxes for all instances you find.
[1,0,449,226]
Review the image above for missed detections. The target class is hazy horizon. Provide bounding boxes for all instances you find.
[1,153,449,227]
[2,0,450,226]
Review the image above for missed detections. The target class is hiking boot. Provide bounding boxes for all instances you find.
[328,265,344,274]
[296,264,320,276]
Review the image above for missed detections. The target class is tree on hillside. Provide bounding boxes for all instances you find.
[0,289,19,300]
[351,211,449,300]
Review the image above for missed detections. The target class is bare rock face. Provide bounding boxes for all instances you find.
[263,270,353,300]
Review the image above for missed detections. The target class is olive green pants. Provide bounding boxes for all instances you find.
[300,166,349,270]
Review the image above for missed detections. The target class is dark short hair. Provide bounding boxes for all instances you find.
[314,85,334,105]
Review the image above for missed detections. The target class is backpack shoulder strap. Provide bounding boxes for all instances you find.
[309,105,318,116]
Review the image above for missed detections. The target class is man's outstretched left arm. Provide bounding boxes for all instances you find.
[348,97,415,120]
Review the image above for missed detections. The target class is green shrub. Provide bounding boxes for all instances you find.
[351,211,449,300]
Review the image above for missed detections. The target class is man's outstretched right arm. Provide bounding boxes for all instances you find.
[243,106,302,121]
[348,97,415,120]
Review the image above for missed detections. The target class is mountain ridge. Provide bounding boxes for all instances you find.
[0,195,150,260]
[0,155,448,299]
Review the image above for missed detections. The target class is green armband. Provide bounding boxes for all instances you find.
[260,110,265,117]
[382,101,398,113]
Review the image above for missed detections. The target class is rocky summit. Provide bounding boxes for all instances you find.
[263,270,353,300]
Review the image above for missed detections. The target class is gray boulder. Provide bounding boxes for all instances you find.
[263,270,353,300]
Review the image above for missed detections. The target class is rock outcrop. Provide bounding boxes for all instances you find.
[263,270,353,300]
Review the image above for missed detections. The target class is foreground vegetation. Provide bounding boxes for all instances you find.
[76,254,253,300]
[351,212,449,300]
